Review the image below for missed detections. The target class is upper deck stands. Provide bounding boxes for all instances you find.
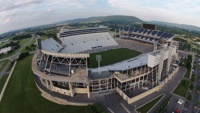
[59,27,108,38]
[138,28,144,33]
[60,32,118,54]
[151,31,158,35]
[143,29,148,34]
[157,31,164,36]
[147,30,152,34]
[40,28,119,54]
[41,38,63,53]
[120,27,174,44]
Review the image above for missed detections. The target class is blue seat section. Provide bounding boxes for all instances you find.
[164,34,173,39]
[129,27,134,32]
[157,31,164,36]
[141,36,145,39]
[124,27,129,31]
[136,35,140,38]
[164,34,171,38]
[132,34,136,37]
[147,37,151,40]
[138,28,144,33]
[120,27,174,44]
[134,27,140,32]
[169,34,174,38]
[143,29,148,34]
[147,30,152,34]
[150,38,155,41]
[151,31,158,35]
[161,33,168,37]
[124,34,128,36]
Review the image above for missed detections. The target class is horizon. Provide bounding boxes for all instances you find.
[0,0,200,34]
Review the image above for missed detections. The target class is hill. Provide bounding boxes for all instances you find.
[65,15,143,23]
[149,21,200,33]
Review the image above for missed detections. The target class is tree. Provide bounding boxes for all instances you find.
[25,46,32,51]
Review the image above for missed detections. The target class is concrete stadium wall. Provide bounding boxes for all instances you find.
[74,88,88,94]
[52,86,71,96]
[116,67,179,104]
[128,86,159,104]
[116,87,130,102]
[35,81,92,106]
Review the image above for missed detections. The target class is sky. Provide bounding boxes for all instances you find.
[0,0,200,34]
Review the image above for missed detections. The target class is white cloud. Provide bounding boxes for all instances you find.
[0,0,98,34]
[0,0,200,34]
[0,0,42,12]
[107,0,200,26]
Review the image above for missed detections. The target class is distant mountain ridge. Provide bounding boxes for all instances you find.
[1,15,200,36]
[64,15,200,32]
[65,15,143,23]
[149,21,200,32]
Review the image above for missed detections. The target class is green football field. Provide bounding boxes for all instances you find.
[89,48,141,68]
[0,55,105,113]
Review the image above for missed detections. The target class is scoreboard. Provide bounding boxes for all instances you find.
[142,23,156,30]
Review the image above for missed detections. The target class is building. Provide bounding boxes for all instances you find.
[0,46,12,54]
[32,27,178,104]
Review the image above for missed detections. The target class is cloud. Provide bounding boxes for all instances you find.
[107,0,200,26]
[0,0,98,34]
[0,0,200,34]
[0,0,42,12]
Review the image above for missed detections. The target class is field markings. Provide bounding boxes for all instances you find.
[107,107,115,113]
[120,103,131,113]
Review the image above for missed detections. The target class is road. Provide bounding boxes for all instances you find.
[10,35,35,61]
[167,48,199,113]
[148,67,186,113]
[0,62,11,79]
[178,50,197,56]
[187,54,199,113]
[0,35,34,79]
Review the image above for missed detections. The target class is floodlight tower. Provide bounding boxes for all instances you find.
[153,41,158,53]
[96,55,102,75]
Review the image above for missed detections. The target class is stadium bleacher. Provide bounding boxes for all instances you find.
[119,27,174,44]
[60,32,118,53]
[41,38,63,52]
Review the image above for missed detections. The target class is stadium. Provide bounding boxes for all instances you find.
[32,25,179,104]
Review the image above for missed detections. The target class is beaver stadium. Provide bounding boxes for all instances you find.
[32,25,179,104]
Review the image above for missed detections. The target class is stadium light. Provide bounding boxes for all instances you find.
[96,55,102,75]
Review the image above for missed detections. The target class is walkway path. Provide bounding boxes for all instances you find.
[0,36,34,79]
[0,61,17,102]
[132,67,186,113]
[0,61,11,79]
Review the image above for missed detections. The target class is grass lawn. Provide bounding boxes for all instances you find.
[6,65,12,72]
[137,94,164,113]
[184,68,191,78]
[18,38,31,45]
[0,55,105,113]
[0,74,9,92]
[21,35,48,53]
[40,35,49,40]
[173,79,190,97]
[0,40,11,48]
[0,37,32,59]
[0,60,10,72]
[89,48,141,68]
